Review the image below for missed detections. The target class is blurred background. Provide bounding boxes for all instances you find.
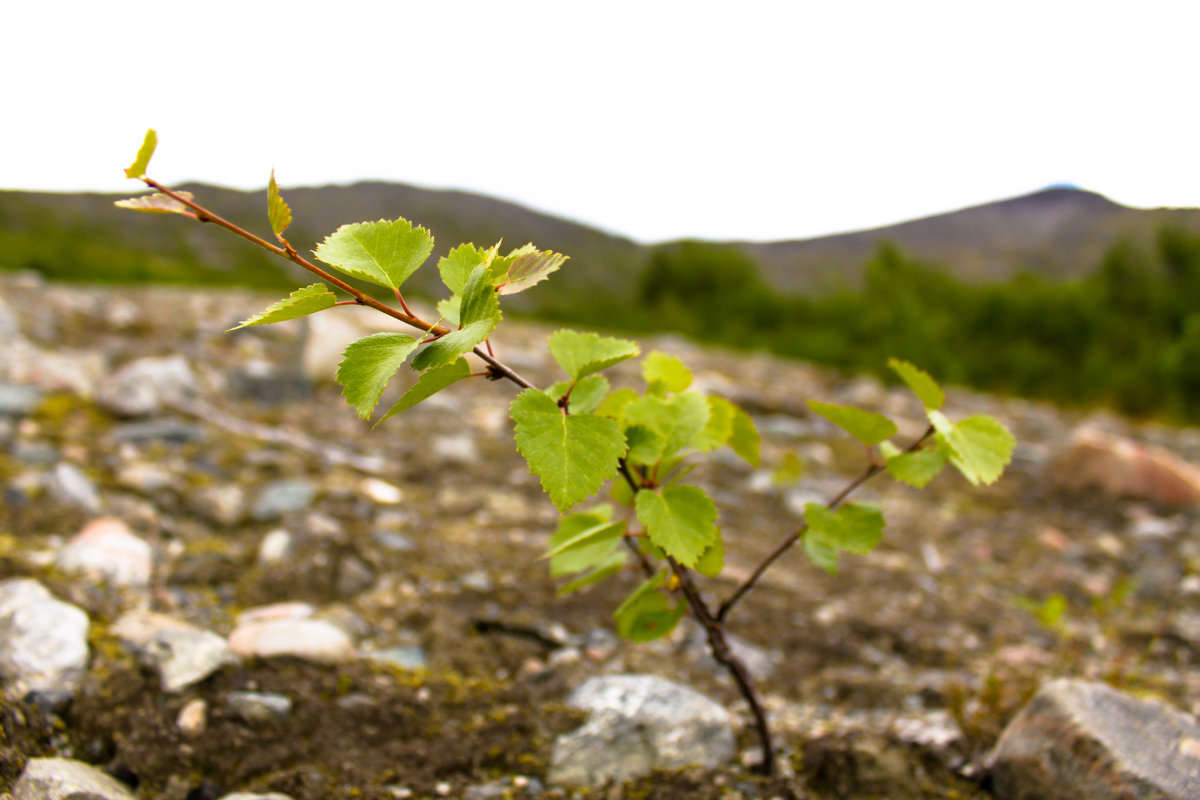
[4,0,1200,420]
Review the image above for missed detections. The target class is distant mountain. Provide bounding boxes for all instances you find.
[740,187,1200,291]
[3,182,1200,302]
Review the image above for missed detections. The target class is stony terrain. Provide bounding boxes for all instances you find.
[1,273,1198,799]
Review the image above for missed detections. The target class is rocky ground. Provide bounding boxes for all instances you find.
[1,273,1198,799]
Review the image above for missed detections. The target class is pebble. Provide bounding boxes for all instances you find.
[110,609,239,692]
[226,691,293,724]
[56,517,153,588]
[11,757,138,800]
[362,645,429,671]
[97,354,197,417]
[110,417,207,443]
[372,530,417,552]
[432,434,478,464]
[0,578,90,700]
[228,617,355,664]
[361,477,404,504]
[177,698,208,737]
[253,479,315,520]
[257,528,298,565]
[47,461,103,512]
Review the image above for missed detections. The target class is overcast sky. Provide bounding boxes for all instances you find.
[3,1,1198,243]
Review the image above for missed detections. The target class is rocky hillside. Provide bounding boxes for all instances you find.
[1,275,1199,799]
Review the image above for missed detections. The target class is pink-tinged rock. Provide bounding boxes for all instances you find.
[988,679,1200,800]
[1045,427,1200,510]
[56,518,153,588]
[111,610,238,692]
[228,617,355,664]
[234,601,316,626]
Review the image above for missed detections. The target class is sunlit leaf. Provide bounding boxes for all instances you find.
[885,448,948,488]
[805,502,885,556]
[623,390,709,459]
[808,400,897,446]
[124,128,157,179]
[613,572,684,642]
[693,396,735,452]
[643,351,692,394]
[635,485,718,567]
[729,404,760,467]
[336,332,420,419]
[227,283,336,331]
[547,330,640,381]
[497,248,568,294]
[381,358,473,421]
[314,218,434,290]
[929,411,1014,486]
[114,191,194,215]
[889,358,945,411]
[267,169,292,237]
[411,264,500,371]
[548,374,610,415]
[511,389,626,512]
[545,519,625,559]
[695,534,725,577]
[438,243,494,295]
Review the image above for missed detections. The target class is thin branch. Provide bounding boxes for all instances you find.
[716,424,935,622]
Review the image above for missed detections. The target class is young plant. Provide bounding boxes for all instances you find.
[118,130,1015,775]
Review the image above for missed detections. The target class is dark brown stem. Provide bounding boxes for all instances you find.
[716,425,935,623]
[668,557,776,775]
[140,179,536,391]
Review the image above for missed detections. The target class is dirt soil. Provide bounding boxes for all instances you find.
[1,279,1198,799]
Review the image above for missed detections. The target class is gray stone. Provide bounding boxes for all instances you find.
[47,462,102,512]
[12,757,137,800]
[337,554,376,597]
[0,296,18,338]
[226,691,293,724]
[97,354,197,417]
[0,384,42,416]
[548,674,735,786]
[111,610,239,692]
[56,518,153,588]
[191,484,248,527]
[0,579,90,698]
[684,621,777,681]
[110,417,207,443]
[988,678,1200,800]
[372,530,416,552]
[252,480,315,520]
[363,645,428,671]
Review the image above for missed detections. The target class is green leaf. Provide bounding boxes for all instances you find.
[545,519,626,559]
[228,283,336,331]
[693,396,735,452]
[438,243,493,295]
[643,351,692,394]
[548,375,610,415]
[267,170,292,237]
[773,452,805,486]
[596,387,639,421]
[729,405,760,467]
[114,191,194,215]
[635,485,718,567]
[124,128,156,179]
[808,400,897,446]
[436,295,461,327]
[889,358,945,411]
[930,412,1014,486]
[547,330,640,381]
[624,424,666,465]
[381,358,473,421]
[497,248,568,295]
[558,554,626,595]
[695,535,725,578]
[624,390,709,459]
[804,536,840,574]
[511,389,627,512]
[614,572,684,642]
[548,510,619,576]
[805,502,885,555]
[411,264,501,371]
[885,448,948,488]
[314,218,434,291]
[336,333,421,420]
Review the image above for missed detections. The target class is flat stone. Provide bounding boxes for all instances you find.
[548,674,735,786]
[226,691,293,724]
[110,417,207,443]
[0,578,90,699]
[46,461,102,512]
[111,609,239,692]
[97,354,197,417]
[228,616,355,664]
[12,757,137,800]
[362,645,428,671]
[989,678,1200,800]
[0,384,42,416]
[252,479,315,520]
[57,517,153,588]
[372,530,416,552]
[191,484,248,527]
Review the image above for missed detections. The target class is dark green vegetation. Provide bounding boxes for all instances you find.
[5,183,1200,420]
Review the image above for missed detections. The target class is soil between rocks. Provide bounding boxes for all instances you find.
[1,278,1198,799]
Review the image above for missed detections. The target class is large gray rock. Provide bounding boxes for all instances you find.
[0,579,90,699]
[96,354,197,416]
[111,610,239,692]
[548,674,735,786]
[988,678,1200,800]
[12,757,137,800]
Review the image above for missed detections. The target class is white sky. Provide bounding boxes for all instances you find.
[3,1,1199,243]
